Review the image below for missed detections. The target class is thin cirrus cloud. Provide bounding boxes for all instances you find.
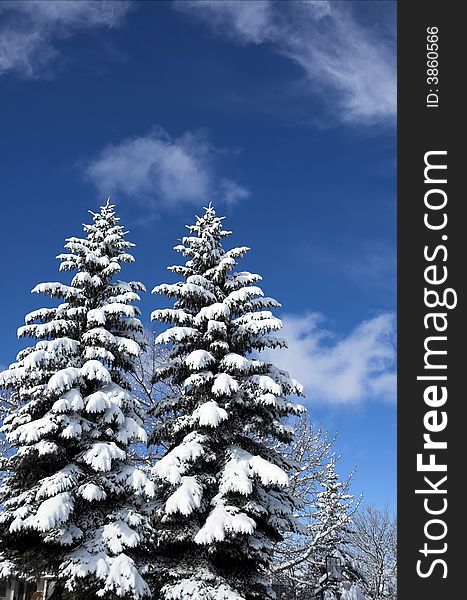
[174,0,396,125]
[304,239,396,295]
[0,0,131,78]
[262,312,396,405]
[83,127,250,210]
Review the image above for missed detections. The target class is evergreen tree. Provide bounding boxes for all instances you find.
[315,460,354,557]
[311,460,356,593]
[0,200,153,599]
[149,205,304,600]
[296,460,364,600]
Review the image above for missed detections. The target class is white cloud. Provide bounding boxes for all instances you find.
[0,0,131,77]
[262,312,396,405]
[219,178,251,206]
[175,0,396,125]
[83,126,250,209]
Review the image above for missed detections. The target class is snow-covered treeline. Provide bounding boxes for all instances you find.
[0,202,394,600]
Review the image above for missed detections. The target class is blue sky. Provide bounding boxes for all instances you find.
[0,1,396,510]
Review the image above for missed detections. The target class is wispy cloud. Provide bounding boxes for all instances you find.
[0,0,132,78]
[83,126,250,210]
[263,312,396,405]
[304,239,396,295]
[175,0,396,125]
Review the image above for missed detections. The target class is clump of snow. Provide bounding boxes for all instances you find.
[100,554,150,598]
[62,548,149,599]
[83,327,115,346]
[29,440,60,456]
[48,367,81,394]
[87,307,107,326]
[60,419,83,439]
[156,327,200,344]
[185,350,215,370]
[31,281,83,299]
[151,308,193,324]
[52,388,84,413]
[26,492,74,532]
[219,446,288,496]
[36,465,81,500]
[81,442,126,472]
[248,374,282,396]
[195,503,256,544]
[81,360,112,384]
[211,373,238,397]
[193,401,228,428]
[116,416,147,445]
[11,416,59,444]
[194,303,230,324]
[224,286,263,307]
[154,433,206,485]
[0,558,16,578]
[78,483,107,502]
[116,336,140,356]
[165,476,203,516]
[118,467,155,498]
[102,521,140,554]
[85,390,112,413]
[184,371,214,389]
[220,353,251,372]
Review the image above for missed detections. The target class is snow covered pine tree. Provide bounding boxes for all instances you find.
[0,201,154,599]
[309,460,360,597]
[149,205,305,600]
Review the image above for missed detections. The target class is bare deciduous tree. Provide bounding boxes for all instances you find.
[125,328,186,471]
[269,413,361,599]
[348,504,397,600]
